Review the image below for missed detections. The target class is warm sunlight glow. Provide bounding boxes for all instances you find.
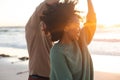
[76,0,120,27]
[93,0,120,26]
[0,0,120,26]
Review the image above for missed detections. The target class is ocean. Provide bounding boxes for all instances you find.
[0,27,120,56]
[0,27,26,49]
[1,27,120,80]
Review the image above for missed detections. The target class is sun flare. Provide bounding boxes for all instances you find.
[76,0,120,27]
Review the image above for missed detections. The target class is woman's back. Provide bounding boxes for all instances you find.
[50,41,85,80]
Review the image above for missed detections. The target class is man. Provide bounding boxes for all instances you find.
[25,0,59,80]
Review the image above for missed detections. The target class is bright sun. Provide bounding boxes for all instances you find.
[94,0,120,26]
[76,0,120,27]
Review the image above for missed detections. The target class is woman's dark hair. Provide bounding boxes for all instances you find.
[40,0,80,41]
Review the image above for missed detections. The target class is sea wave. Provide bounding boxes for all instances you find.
[0,27,26,49]
[0,27,120,56]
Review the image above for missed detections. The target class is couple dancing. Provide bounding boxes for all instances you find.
[25,0,96,80]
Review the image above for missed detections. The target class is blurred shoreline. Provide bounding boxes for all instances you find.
[0,26,120,56]
[0,26,120,80]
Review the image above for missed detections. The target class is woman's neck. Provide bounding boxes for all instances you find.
[59,33,72,44]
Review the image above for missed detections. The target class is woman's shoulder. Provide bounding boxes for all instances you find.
[50,42,73,56]
[50,43,66,61]
[51,43,65,54]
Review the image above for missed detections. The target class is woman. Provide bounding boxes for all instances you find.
[41,0,96,80]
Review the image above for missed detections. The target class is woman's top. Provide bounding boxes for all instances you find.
[50,41,93,80]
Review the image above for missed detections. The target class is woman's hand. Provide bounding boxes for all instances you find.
[86,0,96,23]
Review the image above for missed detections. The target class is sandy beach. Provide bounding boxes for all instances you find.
[0,47,29,80]
[0,57,29,80]
[92,55,120,80]
[0,47,120,80]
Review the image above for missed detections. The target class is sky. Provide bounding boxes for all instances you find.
[0,0,44,26]
[0,0,120,26]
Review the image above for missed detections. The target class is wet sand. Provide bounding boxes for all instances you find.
[0,47,120,80]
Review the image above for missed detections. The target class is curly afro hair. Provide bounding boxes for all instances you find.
[40,0,80,41]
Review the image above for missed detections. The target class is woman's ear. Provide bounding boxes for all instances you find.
[64,26,69,32]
